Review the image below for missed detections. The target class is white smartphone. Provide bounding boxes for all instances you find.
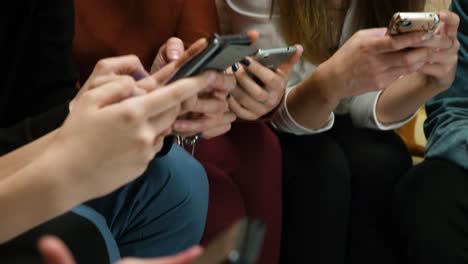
[253,46,297,70]
[387,12,440,36]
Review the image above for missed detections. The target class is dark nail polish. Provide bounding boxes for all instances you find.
[232,63,239,72]
[227,93,231,99]
[240,58,250,66]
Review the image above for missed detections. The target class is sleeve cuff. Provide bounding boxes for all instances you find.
[270,88,335,135]
[372,90,420,130]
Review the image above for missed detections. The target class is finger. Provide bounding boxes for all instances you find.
[191,97,228,114]
[382,47,431,68]
[173,112,236,135]
[276,44,304,78]
[411,34,455,50]
[141,71,220,117]
[370,31,428,53]
[227,95,260,120]
[86,76,137,107]
[87,75,123,90]
[149,246,203,264]
[151,38,186,73]
[149,106,180,135]
[238,58,281,91]
[204,72,237,94]
[425,49,459,64]
[439,10,460,37]
[418,63,447,78]
[92,55,148,79]
[201,124,232,139]
[165,37,185,61]
[230,84,269,114]
[180,96,198,115]
[232,63,269,102]
[143,38,208,87]
[38,236,76,264]
[385,63,424,81]
[247,30,260,45]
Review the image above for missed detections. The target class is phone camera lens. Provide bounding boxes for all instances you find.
[398,20,412,27]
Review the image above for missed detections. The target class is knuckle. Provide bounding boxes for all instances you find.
[95,59,110,72]
[120,106,144,124]
[126,54,139,63]
[135,131,154,151]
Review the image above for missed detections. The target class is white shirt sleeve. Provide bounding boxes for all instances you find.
[270,88,335,135]
[348,90,419,130]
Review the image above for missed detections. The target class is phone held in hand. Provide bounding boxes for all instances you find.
[169,34,259,83]
[253,46,297,70]
[193,218,266,264]
[387,12,440,36]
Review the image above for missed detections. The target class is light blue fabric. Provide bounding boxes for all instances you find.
[84,144,209,258]
[425,0,468,169]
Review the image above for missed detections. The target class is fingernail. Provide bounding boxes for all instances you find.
[170,50,180,60]
[227,93,231,99]
[132,71,148,81]
[240,58,250,66]
[232,63,239,72]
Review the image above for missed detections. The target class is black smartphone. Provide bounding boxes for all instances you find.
[193,218,266,264]
[169,34,258,83]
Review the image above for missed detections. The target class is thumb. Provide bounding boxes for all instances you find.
[86,77,137,108]
[38,236,76,264]
[152,38,185,73]
[148,246,203,264]
[165,37,185,61]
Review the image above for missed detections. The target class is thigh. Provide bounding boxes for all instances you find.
[197,122,282,264]
[86,144,209,258]
[394,159,468,264]
[330,116,412,195]
[0,209,110,264]
[278,131,351,264]
[330,116,412,264]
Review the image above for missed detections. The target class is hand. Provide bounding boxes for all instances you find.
[38,236,203,264]
[227,45,303,120]
[52,40,228,199]
[318,28,436,103]
[412,10,460,91]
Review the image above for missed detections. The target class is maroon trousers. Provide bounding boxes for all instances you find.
[196,121,282,264]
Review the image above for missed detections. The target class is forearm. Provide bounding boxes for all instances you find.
[376,73,444,125]
[286,65,340,130]
[0,148,82,244]
[0,130,57,182]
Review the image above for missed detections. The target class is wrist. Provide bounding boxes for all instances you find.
[305,62,342,108]
[42,133,96,204]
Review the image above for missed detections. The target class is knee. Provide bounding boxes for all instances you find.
[395,159,468,261]
[150,145,209,246]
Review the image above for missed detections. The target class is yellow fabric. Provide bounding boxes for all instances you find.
[397,109,427,157]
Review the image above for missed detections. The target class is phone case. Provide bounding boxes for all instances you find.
[388,12,440,35]
[168,34,257,83]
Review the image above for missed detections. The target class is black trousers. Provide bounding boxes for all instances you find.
[278,116,412,264]
[394,159,468,264]
[0,212,108,264]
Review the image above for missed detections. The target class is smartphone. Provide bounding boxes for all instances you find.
[253,46,297,70]
[387,12,440,36]
[193,218,266,264]
[169,34,258,83]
